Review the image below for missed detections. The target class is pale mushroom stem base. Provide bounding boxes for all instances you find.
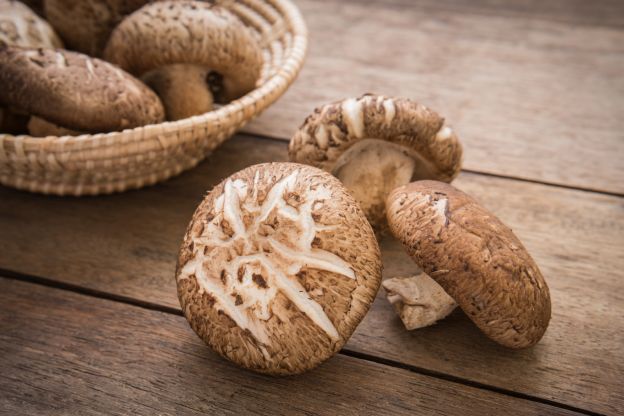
[383,273,457,330]
[333,139,437,229]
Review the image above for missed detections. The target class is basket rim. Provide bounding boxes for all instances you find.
[0,0,308,148]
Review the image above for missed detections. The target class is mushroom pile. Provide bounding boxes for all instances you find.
[288,94,552,350]
[0,0,263,136]
[175,94,551,375]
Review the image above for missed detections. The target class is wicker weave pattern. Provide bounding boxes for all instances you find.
[0,0,307,195]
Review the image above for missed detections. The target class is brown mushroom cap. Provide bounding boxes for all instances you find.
[289,94,463,230]
[103,1,263,103]
[386,180,551,348]
[0,0,63,48]
[18,0,43,15]
[176,162,382,375]
[0,45,164,133]
[44,0,147,56]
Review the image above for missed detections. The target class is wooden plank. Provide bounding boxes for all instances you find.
[0,278,578,416]
[335,0,624,28]
[0,135,622,414]
[244,0,624,193]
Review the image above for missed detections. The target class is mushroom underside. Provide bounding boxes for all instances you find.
[331,139,440,225]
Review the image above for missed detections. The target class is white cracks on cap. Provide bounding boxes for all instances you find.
[223,178,247,237]
[436,125,453,141]
[55,52,67,68]
[382,98,396,124]
[315,123,329,150]
[341,97,365,138]
[432,197,448,220]
[85,58,96,79]
[179,170,355,348]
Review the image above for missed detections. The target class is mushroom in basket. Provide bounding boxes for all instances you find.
[0,0,62,49]
[386,180,551,348]
[104,0,263,121]
[176,162,382,374]
[0,45,165,136]
[0,0,64,133]
[44,0,147,57]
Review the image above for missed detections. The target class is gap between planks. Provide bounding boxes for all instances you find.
[241,133,624,199]
[0,270,603,416]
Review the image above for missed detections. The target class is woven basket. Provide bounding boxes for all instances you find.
[0,0,307,196]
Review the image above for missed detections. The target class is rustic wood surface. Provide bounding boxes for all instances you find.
[0,277,582,416]
[244,0,624,194]
[1,1,622,414]
[1,135,622,415]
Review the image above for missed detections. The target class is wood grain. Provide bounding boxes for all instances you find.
[0,135,622,414]
[0,277,579,416]
[243,0,624,193]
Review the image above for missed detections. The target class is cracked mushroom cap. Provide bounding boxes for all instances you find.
[386,181,551,348]
[289,94,463,230]
[176,162,382,375]
[44,0,147,56]
[104,1,263,104]
[0,0,63,48]
[0,45,164,133]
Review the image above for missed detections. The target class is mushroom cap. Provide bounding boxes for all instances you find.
[386,181,551,348]
[176,162,382,375]
[44,0,147,56]
[289,94,462,181]
[103,1,263,103]
[0,45,165,132]
[289,94,463,229]
[0,0,63,48]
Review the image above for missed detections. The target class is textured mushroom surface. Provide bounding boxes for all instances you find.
[289,94,463,229]
[386,181,551,348]
[0,46,164,133]
[44,0,147,56]
[0,0,63,48]
[104,1,263,103]
[176,163,382,375]
[383,273,457,330]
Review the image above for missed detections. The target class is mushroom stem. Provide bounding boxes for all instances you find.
[333,139,422,228]
[382,273,457,330]
[141,64,214,121]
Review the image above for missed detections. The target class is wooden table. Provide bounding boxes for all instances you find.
[1,1,622,414]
